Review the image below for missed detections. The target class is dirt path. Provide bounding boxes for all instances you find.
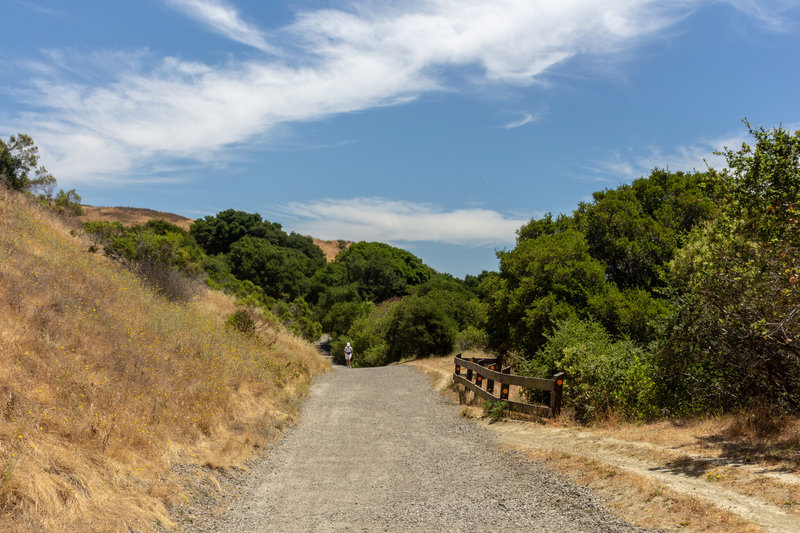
[486,422,800,533]
[198,366,651,532]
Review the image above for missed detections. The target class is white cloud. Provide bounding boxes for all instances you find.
[504,113,535,129]
[719,0,800,31]
[503,108,548,129]
[7,0,793,183]
[276,198,528,246]
[586,125,800,180]
[167,0,277,53]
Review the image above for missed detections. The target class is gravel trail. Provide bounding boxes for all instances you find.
[200,366,653,532]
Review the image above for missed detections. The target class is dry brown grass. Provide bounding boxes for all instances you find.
[79,206,194,231]
[310,238,351,262]
[512,447,766,533]
[0,189,329,532]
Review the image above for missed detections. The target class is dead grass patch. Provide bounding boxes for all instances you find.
[79,205,194,231]
[512,446,766,533]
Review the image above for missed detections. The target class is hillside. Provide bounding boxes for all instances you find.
[311,237,352,262]
[0,189,329,531]
[79,205,351,262]
[79,205,194,231]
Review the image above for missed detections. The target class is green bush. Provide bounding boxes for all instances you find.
[334,300,400,366]
[455,325,488,351]
[384,294,457,362]
[225,309,256,335]
[483,400,510,421]
[533,317,658,422]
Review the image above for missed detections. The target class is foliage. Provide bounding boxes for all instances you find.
[53,188,84,215]
[228,236,318,300]
[84,220,204,273]
[331,241,433,303]
[528,318,658,422]
[84,219,205,300]
[483,400,510,421]
[226,309,256,335]
[271,297,323,342]
[190,209,265,255]
[384,294,458,362]
[659,124,800,413]
[1,133,84,217]
[486,229,607,355]
[0,134,52,192]
[574,169,713,291]
[332,300,400,366]
[319,299,373,338]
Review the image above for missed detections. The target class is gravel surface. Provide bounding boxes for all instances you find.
[192,366,655,533]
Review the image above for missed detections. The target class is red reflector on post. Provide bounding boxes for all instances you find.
[556,380,563,386]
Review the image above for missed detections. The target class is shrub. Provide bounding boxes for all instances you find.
[384,294,457,362]
[456,325,489,351]
[483,400,510,421]
[533,317,659,422]
[226,309,256,335]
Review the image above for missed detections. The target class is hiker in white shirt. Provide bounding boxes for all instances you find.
[344,342,353,367]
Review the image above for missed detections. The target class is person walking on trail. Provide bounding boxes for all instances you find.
[344,342,353,367]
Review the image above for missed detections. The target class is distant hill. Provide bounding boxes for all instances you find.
[312,237,352,262]
[80,205,351,261]
[80,205,194,230]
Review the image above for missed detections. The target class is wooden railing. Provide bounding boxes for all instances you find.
[453,355,564,417]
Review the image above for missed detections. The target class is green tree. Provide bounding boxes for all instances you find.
[486,229,608,355]
[660,124,800,413]
[574,169,713,290]
[228,236,315,299]
[384,294,457,362]
[1,134,48,191]
[190,209,264,255]
[335,242,433,302]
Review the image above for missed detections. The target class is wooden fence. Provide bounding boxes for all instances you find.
[453,355,564,417]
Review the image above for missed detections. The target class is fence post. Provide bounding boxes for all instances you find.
[476,373,483,389]
[550,372,565,416]
[486,362,495,395]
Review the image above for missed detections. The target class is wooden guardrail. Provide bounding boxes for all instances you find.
[453,355,564,417]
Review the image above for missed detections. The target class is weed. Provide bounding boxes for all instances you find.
[483,400,510,422]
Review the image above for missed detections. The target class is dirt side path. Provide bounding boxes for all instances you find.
[487,422,800,533]
[199,366,651,533]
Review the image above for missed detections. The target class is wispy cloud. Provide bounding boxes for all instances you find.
[13,1,62,17]
[585,126,800,180]
[504,113,535,129]
[6,0,795,184]
[503,108,548,129]
[167,0,277,53]
[276,198,527,246]
[720,0,800,32]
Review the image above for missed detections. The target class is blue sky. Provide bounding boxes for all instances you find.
[2,0,799,277]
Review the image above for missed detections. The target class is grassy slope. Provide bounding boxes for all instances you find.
[0,190,329,531]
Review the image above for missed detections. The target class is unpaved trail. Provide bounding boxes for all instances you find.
[200,366,651,532]
[486,422,800,533]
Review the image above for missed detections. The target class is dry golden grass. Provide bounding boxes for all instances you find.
[511,447,766,533]
[0,189,329,532]
[310,238,351,262]
[78,206,194,231]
